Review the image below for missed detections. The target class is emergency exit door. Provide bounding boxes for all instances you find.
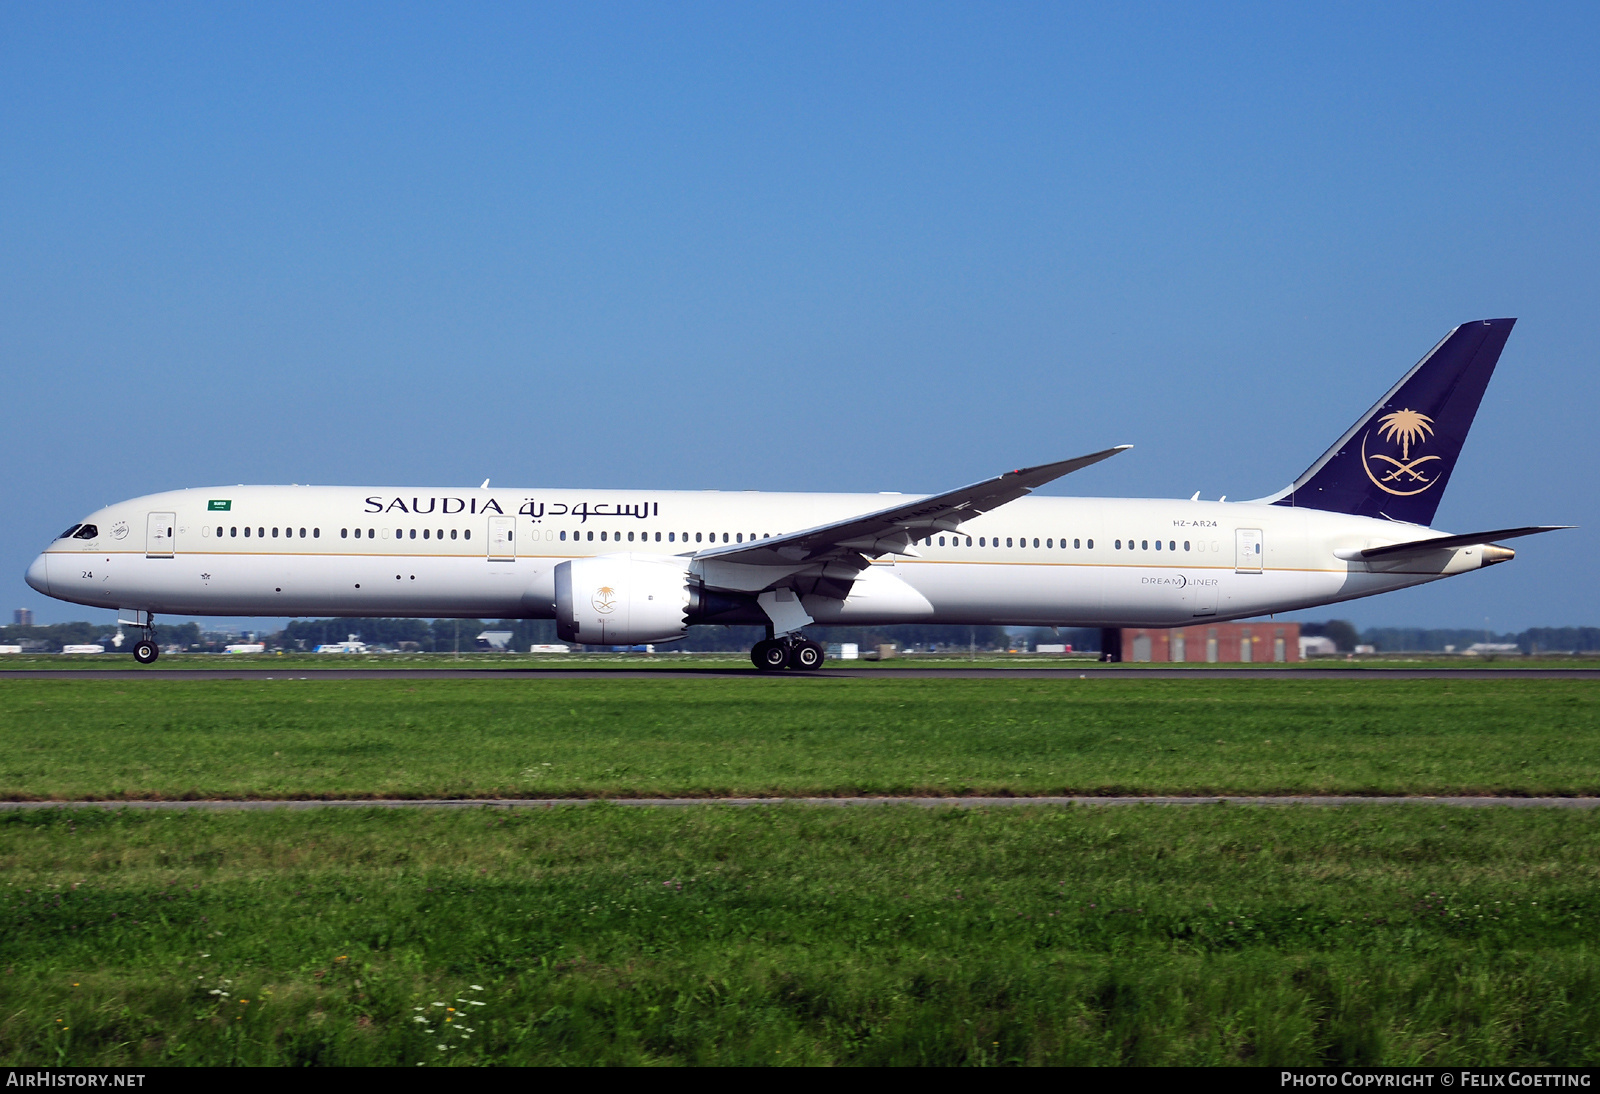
[146,512,175,558]
[487,516,516,561]
[1235,528,1263,573]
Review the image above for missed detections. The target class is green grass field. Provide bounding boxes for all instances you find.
[2,804,1597,1066]
[4,675,1597,1066]
[1,677,1596,800]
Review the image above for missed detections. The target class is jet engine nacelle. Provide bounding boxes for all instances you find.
[554,554,694,645]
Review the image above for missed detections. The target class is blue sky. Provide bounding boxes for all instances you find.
[4,2,1595,631]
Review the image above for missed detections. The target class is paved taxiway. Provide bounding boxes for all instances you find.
[3,666,1598,680]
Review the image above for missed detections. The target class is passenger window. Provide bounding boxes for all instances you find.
[629,531,636,542]
[1141,540,1148,550]
[313,528,320,538]
[1114,540,1120,549]
[1184,540,1191,551]
[1087,539,1094,549]
[965,537,972,546]
[272,527,279,538]
[1169,540,1175,551]
[600,531,607,542]
[451,529,458,540]
[423,529,430,540]
[300,528,307,538]
[462,530,469,540]
[559,530,566,541]
[1155,540,1162,551]
[244,527,251,537]
[587,531,594,541]
[342,529,348,539]
[1046,538,1052,548]
[1073,539,1080,549]
[1033,538,1039,548]
[232,527,238,537]
[736,533,743,543]
[723,533,729,543]
[979,537,985,546]
[938,536,945,546]
[667,532,674,542]
[1006,538,1013,547]
[696,533,702,543]
[655,532,662,542]
[409,529,416,540]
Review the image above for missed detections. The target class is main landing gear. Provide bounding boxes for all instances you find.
[751,637,825,671]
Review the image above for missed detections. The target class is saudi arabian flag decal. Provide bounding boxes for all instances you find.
[208,500,232,511]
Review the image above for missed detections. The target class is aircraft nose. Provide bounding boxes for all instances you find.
[25,553,49,596]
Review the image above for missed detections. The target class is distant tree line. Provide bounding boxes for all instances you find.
[0,621,200,652]
[1298,622,1600,654]
[669,625,1022,652]
[275,618,562,652]
[10,618,1600,655]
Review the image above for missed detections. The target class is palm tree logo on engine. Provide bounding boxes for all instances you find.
[592,586,617,614]
[1362,409,1440,496]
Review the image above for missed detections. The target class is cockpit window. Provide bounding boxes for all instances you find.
[71,524,98,540]
[58,524,81,540]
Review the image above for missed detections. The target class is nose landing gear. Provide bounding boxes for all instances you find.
[120,610,159,664]
[750,637,825,671]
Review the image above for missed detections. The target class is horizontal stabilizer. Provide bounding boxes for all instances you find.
[1359,525,1571,560]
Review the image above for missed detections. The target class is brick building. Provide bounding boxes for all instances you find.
[1102,622,1300,663]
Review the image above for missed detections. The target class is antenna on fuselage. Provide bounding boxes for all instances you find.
[480,479,490,489]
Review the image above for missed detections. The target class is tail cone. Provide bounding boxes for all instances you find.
[1481,545,1516,567]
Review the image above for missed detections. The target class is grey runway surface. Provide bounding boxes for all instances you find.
[3,796,1597,811]
[4,666,1599,681]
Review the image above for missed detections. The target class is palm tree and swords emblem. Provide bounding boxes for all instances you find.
[1361,408,1440,496]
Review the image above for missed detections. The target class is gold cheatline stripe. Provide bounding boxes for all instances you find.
[46,549,1354,574]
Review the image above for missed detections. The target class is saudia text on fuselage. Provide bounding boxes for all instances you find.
[361,497,661,522]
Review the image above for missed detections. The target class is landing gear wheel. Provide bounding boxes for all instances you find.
[788,640,824,671]
[752,640,789,671]
[133,640,159,665]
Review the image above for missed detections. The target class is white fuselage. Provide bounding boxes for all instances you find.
[27,484,1496,627]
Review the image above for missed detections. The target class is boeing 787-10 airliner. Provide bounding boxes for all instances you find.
[26,319,1566,669]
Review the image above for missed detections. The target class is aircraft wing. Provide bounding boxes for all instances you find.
[695,445,1131,571]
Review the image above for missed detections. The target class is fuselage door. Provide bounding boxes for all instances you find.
[1235,528,1263,574]
[488,516,516,561]
[146,512,176,558]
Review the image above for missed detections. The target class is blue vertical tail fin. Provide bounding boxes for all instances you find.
[1262,318,1515,526]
